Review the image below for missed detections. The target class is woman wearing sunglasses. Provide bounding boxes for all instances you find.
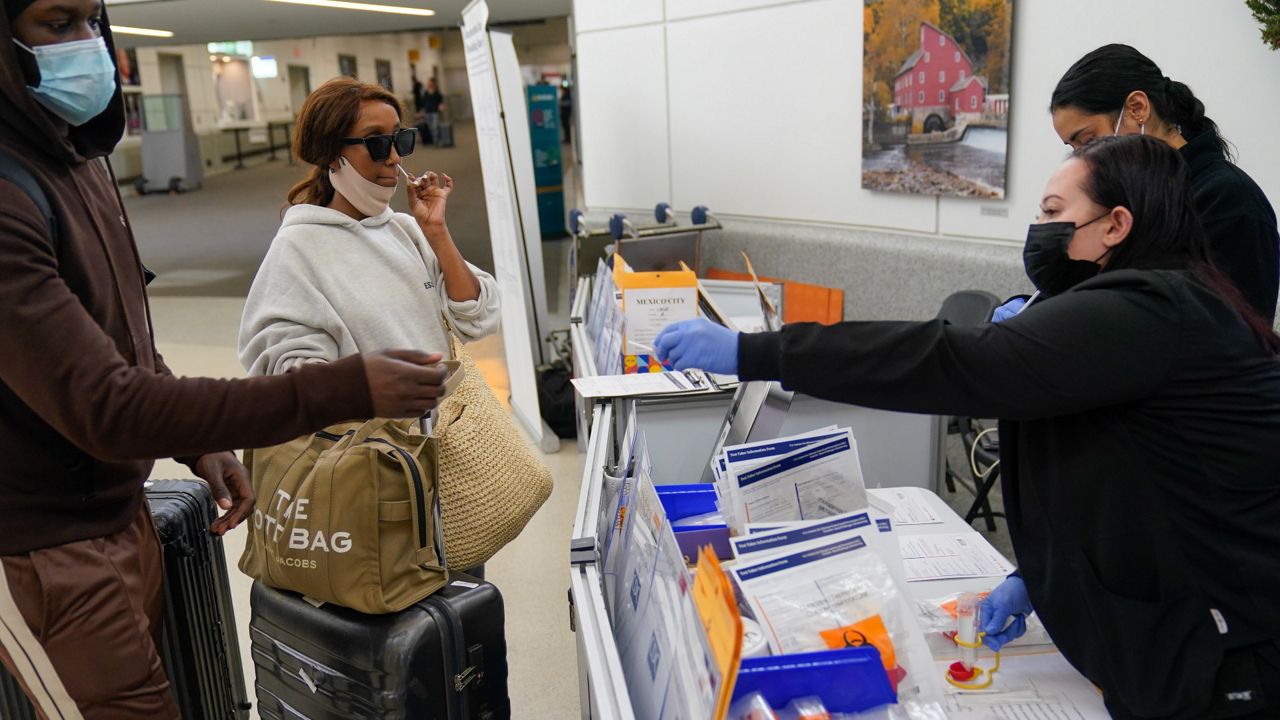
[239,77,499,382]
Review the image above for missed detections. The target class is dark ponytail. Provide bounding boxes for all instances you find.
[1051,44,1233,160]
[1073,135,1276,352]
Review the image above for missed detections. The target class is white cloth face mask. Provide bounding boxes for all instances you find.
[329,156,397,217]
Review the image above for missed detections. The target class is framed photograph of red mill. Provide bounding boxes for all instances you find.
[862,0,1013,198]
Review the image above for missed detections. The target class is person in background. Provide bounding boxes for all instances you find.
[655,136,1280,719]
[0,1,452,717]
[421,76,445,146]
[997,44,1278,323]
[411,73,425,114]
[559,82,573,145]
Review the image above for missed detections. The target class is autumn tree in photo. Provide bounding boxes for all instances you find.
[863,0,940,110]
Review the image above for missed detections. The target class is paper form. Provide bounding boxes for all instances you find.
[938,649,1108,719]
[900,534,1016,581]
[733,431,869,524]
[867,486,944,526]
[571,371,716,399]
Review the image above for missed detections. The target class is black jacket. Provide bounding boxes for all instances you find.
[739,269,1280,718]
[1181,132,1279,324]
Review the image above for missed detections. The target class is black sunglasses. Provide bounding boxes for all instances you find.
[340,128,416,161]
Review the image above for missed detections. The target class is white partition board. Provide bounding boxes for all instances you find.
[665,0,936,231]
[571,0,664,34]
[462,0,558,453]
[575,25,672,211]
[666,0,799,21]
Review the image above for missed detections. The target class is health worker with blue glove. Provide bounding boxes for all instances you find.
[654,136,1280,720]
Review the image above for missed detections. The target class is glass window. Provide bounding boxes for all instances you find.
[939,70,945,83]
[939,35,946,47]
[971,95,978,110]
[918,71,925,84]
[955,51,961,63]
[939,90,946,103]
[924,51,931,63]
[918,91,924,103]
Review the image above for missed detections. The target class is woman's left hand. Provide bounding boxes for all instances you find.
[406,170,453,233]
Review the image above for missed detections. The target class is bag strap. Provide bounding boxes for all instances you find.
[0,148,60,251]
[358,432,442,567]
[0,148,158,286]
[440,358,465,398]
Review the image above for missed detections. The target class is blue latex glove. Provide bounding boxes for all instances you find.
[652,318,740,375]
[991,297,1027,323]
[979,576,1033,651]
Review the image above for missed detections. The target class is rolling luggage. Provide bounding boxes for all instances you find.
[0,668,35,720]
[147,479,253,720]
[435,122,455,148]
[0,479,251,719]
[250,575,510,720]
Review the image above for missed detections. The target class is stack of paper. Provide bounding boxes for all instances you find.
[571,368,719,399]
[602,429,722,720]
[709,427,869,536]
[587,259,625,376]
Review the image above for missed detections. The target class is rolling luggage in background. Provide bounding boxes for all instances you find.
[250,575,510,720]
[435,122,455,148]
[0,480,251,719]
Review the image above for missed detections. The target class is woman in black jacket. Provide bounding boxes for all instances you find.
[654,136,1280,719]
[1050,44,1278,324]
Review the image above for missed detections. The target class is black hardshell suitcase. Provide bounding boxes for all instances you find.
[146,479,253,720]
[0,668,36,720]
[0,480,251,720]
[250,576,510,720]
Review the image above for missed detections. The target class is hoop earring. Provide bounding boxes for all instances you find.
[1139,120,1145,136]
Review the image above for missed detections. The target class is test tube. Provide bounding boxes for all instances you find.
[956,592,979,671]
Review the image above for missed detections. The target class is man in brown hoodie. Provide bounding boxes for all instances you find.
[0,1,456,717]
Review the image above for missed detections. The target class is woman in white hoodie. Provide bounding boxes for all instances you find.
[239,77,499,377]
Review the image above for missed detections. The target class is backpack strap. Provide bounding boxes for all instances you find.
[0,147,59,248]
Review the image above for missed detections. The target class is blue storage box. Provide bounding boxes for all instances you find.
[655,484,733,564]
[731,647,896,714]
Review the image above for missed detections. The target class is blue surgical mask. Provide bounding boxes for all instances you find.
[13,37,117,127]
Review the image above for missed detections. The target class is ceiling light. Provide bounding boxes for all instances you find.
[209,54,218,61]
[112,25,175,37]
[263,0,435,17]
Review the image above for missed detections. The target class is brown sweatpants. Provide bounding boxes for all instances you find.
[0,504,181,719]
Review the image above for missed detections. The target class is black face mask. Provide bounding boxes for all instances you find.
[1022,214,1111,296]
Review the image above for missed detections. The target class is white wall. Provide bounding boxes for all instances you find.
[573,0,1280,243]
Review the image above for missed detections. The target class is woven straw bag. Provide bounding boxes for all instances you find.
[436,326,553,569]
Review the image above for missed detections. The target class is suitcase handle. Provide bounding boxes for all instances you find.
[267,637,331,690]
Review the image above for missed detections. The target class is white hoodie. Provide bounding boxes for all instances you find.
[238,204,500,376]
